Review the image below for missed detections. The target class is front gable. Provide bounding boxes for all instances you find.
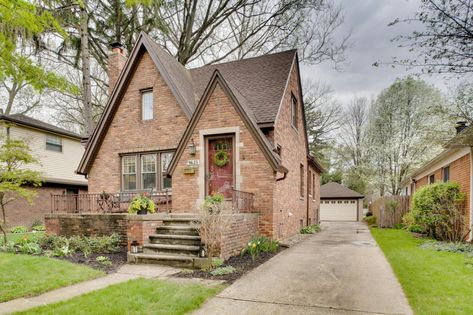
[77,32,192,175]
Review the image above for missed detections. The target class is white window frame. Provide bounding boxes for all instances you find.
[45,135,62,152]
[122,155,137,191]
[141,154,157,190]
[291,94,298,130]
[141,90,154,120]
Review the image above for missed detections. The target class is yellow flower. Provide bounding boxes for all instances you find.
[252,243,256,248]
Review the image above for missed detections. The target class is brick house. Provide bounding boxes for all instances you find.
[74,32,322,247]
[0,113,87,228]
[402,122,473,241]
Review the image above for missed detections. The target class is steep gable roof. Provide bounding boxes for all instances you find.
[77,32,297,175]
[320,182,364,199]
[190,50,296,124]
[168,70,281,175]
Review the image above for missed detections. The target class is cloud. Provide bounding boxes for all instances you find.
[300,0,459,105]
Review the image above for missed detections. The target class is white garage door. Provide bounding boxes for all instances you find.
[320,199,358,221]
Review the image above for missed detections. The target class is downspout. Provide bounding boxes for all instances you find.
[306,168,309,226]
[468,147,473,242]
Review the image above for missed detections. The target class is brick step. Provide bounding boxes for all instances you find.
[156,225,199,236]
[128,253,196,268]
[149,234,201,246]
[142,243,200,256]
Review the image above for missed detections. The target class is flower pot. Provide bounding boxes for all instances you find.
[137,209,148,215]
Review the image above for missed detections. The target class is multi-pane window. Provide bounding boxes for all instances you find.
[291,94,298,129]
[122,152,173,191]
[141,154,157,189]
[443,166,450,182]
[45,135,62,152]
[142,90,153,120]
[300,164,304,197]
[161,152,173,189]
[122,156,137,190]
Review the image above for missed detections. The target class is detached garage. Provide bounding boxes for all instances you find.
[320,182,364,221]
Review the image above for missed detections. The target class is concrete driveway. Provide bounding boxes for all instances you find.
[194,221,412,315]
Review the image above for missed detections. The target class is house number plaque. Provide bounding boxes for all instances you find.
[187,160,200,168]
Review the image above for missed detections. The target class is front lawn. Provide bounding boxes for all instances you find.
[18,278,225,315]
[2,231,45,244]
[371,228,473,315]
[0,253,103,302]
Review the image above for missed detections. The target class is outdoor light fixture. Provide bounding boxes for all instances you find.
[189,139,196,155]
[199,245,206,258]
[131,240,139,254]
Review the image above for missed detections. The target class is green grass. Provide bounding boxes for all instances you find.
[17,278,225,315]
[371,228,473,315]
[0,253,103,302]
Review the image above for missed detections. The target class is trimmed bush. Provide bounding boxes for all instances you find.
[9,226,27,234]
[300,224,321,234]
[210,266,236,276]
[412,182,466,241]
[364,215,377,227]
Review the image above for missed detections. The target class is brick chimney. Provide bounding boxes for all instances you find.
[108,42,127,95]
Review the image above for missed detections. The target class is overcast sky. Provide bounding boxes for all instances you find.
[300,0,459,106]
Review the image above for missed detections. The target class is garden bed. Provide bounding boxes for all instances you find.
[58,248,128,273]
[176,248,285,283]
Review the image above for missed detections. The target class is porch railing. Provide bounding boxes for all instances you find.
[51,190,171,214]
[231,189,254,213]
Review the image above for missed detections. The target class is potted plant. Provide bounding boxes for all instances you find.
[128,193,155,215]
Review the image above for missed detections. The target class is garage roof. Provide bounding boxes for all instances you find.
[320,182,364,199]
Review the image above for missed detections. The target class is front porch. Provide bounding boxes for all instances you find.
[50,189,254,214]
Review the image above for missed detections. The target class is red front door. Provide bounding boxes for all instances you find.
[207,136,234,198]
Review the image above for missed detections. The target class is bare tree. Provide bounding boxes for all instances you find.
[389,0,473,74]
[450,82,473,123]
[340,97,368,168]
[303,80,343,159]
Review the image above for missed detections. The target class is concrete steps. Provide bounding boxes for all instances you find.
[128,215,204,268]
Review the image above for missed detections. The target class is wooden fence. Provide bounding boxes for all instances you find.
[369,196,410,228]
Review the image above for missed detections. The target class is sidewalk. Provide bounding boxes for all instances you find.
[0,264,179,315]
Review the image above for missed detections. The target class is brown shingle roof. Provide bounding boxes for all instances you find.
[320,182,364,199]
[190,50,296,124]
[0,113,81,139]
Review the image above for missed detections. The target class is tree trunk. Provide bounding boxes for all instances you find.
[0,195,7,244]
[80,0,94,136]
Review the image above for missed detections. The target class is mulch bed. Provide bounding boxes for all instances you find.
[58,247,128,274]
[176,248,285,283]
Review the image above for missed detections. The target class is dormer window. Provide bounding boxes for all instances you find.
[291,94,298,130]
[142,90,153,120]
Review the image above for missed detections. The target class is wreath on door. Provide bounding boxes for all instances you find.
[213,149,229,167]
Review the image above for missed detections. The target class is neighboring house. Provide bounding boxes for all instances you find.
[401,122,473,241]
[76,32,323,240]
[0,113,87,227]
[319,182,364,221]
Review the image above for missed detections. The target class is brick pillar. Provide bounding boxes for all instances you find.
[108,43,127,95]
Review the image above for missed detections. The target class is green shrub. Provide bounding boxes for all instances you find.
[300,224,321,234]
[32,225,46,232]
[202,193,225,214]
[96,256,112,267]
[407,225,423,233]
[365,211,373,217]
[419,241,473,254]
[212,257,224,268]
[210,266,236,276]
[128,193,155,214]
[242,236,279,260]
[412,182,466,241]
[364,215,377,226]
[31,218,43,228]
[392,223,404,229]
[9,226,27,233]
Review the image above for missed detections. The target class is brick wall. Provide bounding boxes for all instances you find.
[5,185,87,228]
[308,165,321,224]
[172,83,275,230]
[219,213,259,260]
[45,213,128,245]
[126,215,163,250]
[272,61,311,239]
[414,153,471,229]
[87,51,188,193]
